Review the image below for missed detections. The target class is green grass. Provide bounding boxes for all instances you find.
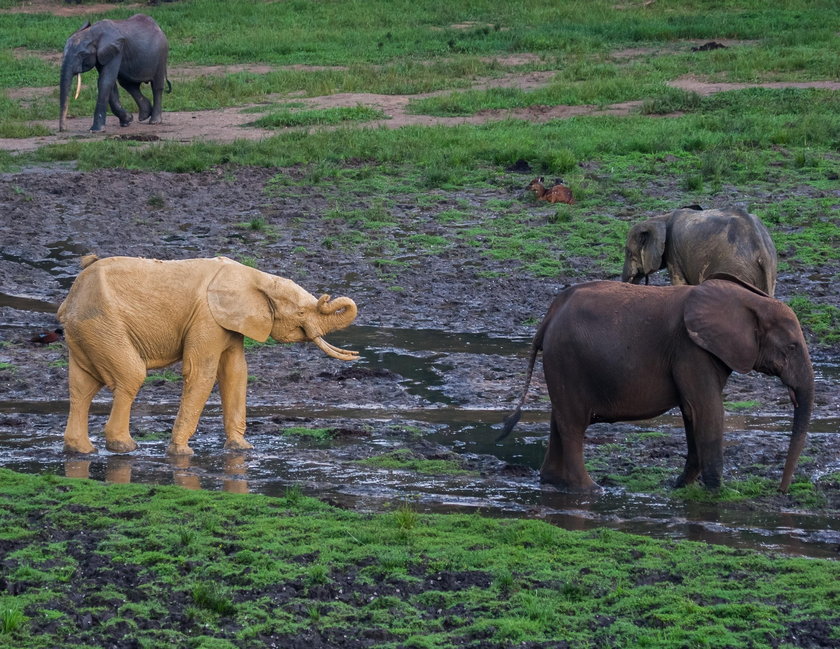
[724,400,761,412]
[0,469,838,649]
[281,427,336,442]
[143,369,181,384]
[788,297,840,346]
[251,105,388,128]
[358,448,469,475]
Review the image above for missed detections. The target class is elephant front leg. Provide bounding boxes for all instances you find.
[678,393,725,490]
[540,411,599,493]
[217,344,253,451]
[108,84,133,127]
[167,356,219,456]
[674,415,701,488]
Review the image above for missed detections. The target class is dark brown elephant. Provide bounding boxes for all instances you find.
[500,277,813,493]
[622,206,777,295]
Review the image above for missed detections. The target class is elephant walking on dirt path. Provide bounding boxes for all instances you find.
[59,14,170,133]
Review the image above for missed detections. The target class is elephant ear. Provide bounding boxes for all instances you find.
[207,260,273,342]
[96,31,123,66]
[683,279,759,373]
[631,218,666,275]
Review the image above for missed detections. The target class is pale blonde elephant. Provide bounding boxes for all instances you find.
[58,255,358,456]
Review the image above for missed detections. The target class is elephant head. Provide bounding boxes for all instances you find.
[206,260,358,360]
[59,21,102,132]
[684,278,814,491]
[621,216,667,284]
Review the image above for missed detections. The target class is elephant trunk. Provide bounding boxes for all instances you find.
[309,295,358,361]
[621,257,644,284]
[779,381,814,492]
[59,61,78,132]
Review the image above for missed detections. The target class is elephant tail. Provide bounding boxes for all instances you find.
[166,78,172,94]
[497,330,544,442]
[80,254,99,269]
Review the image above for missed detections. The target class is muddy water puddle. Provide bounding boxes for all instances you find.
[1,318,839,558]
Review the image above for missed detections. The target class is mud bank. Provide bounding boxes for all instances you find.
[1,166,838,557]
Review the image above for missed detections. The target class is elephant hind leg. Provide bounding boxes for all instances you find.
[102,358,146,454]
[64,357,104,454]
[540,410,599,493]
[119,79,152,122]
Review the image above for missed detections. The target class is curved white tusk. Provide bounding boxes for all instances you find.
[312,336,359,361]
[73,74,82,101]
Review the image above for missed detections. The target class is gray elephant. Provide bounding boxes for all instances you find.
[621,206,777,295]
[500,277,813,493]
[59,14,169,133]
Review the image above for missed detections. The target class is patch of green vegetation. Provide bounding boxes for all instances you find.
[358,448,468,475]
[144,369,181,384]
[0,362,14,371]
[605,466,673,493]
[787,296,840,346]
[676,477,778,502]
[281,427,336,442]
[134,430,170,442]
[724,400,761,412]
[0,469,838,648]
[251,105,388,128]
[243,337,278,350]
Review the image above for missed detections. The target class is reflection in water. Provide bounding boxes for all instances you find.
[169,454,200,490]
[63,451,250,493]
[223,453,249,494]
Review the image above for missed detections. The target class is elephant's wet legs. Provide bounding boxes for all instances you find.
[102,363,145,454]
[217,346,253,451]
[168,358,218,456]
[676,398,724,489]
[63,359,103,454]
[540,412,599,492]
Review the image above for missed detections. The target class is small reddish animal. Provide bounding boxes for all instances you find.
[527,177,575,205]
[31,328,63,344]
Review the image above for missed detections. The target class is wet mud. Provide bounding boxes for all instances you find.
[1,166,839,558]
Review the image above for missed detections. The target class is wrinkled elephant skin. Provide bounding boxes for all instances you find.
[622,207,777,296]
[58,255,358,456]
[59,14,169,133]
[501,279,813,493]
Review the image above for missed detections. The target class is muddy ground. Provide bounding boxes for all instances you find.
[1,162,839,560]
[1,11,839,556]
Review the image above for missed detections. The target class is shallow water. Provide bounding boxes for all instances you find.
[1,313,838,558]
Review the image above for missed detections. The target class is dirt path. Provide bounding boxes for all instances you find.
[4,60,840,153]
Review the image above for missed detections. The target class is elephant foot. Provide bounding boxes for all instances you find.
[119,114,134,127]
[105,438,138,454]
[167,443,194,456]
[540,471,601,494]
[89,125,105,133]
[64,439,97,455]
[224,436,253,451]
[148,116,162,125]
[138,108,151,122]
